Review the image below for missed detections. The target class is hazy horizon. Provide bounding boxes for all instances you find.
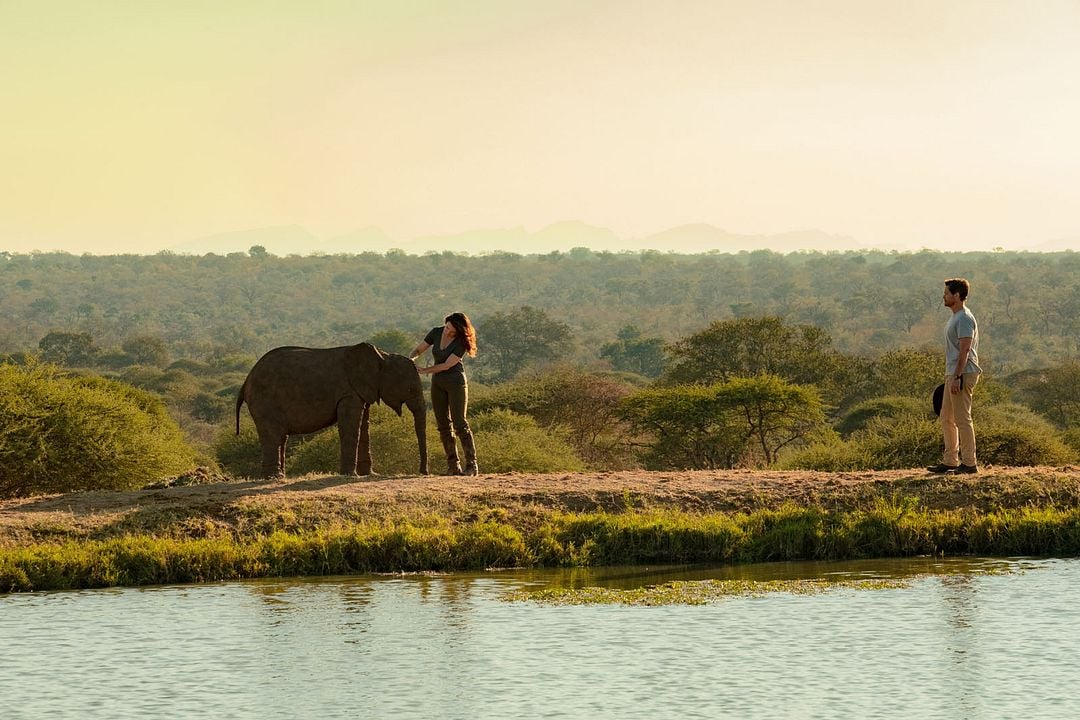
[3,1,1079,256]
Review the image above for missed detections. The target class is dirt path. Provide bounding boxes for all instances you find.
[3,466,1080,544]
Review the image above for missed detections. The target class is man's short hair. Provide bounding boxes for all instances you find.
[945,278,970,300]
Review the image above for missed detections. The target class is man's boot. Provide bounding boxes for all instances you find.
[459,429,479,476]
[439,430,462,475]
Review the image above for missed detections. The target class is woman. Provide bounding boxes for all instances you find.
[409,312,479,475]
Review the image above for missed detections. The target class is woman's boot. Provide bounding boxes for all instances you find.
[439,430,462,475]
[459,429,479,476]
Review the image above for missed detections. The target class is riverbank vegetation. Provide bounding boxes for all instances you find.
[3,468,1080,593]
[3,497,1080,593]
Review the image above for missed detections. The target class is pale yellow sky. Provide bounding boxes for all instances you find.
[2,0,1079,254]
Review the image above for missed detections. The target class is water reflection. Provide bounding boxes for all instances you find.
[1,558,1077,720]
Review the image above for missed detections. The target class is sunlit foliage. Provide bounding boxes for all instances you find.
[0,361,196,497]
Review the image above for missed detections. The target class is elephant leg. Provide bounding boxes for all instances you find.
[336,399,365,476]
[258,427,287,478]
[357,403,373,476]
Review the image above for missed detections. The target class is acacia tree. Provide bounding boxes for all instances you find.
[620,385,746,469]
[122,334,170,367]
[600,325,666,378]
[716,375,827,464]
[1012,360,1080,428]
[663,316,868,410]
[871,347,941,398]
[621,375,827,469]
[477,306,574,382]
[38,331,99,366]
[368,329,414,356]
[473,365,636,467]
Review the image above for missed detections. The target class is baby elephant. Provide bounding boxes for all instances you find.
[236,343,428,478]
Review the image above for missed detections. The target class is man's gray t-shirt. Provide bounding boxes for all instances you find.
[945,307,981,375]
[424,327,467,385]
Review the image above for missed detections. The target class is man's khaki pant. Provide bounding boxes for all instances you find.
[941,372,980,466]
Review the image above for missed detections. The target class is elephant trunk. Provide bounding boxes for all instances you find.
[408,395,428,475]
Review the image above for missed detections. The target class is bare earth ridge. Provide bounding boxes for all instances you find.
[3,467,1080,547]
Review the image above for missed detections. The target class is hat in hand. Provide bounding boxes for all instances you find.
[932,383,945,417]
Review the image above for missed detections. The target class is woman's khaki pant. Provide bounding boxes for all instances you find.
[431,379,477,475]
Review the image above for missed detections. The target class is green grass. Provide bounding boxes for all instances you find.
[5,500,1080,593]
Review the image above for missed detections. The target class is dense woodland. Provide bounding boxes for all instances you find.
[3,248,1080,374]
[2,248,1080,495]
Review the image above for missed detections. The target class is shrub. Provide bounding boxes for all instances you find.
[786,413,941,471]
[855,415,942,469]
[776,436,874,472]
[167,359,215,376]
[472,365,636,468]
[0,361,197,497]
[217,406,585,477]
[1063,426,1080,458]
[836,396,928,437]
[870,348,940,399]
[784,401,1076,470]
[210,354,256,373]
[975,404,1076,467]
[191,392,229,423]
[214,419,263,478]
[469,409,585,473]
[119,365,165,387]
[287,406,434,476]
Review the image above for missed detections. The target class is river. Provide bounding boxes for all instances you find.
[2,557,1078,719]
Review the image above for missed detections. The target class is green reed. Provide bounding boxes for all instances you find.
[4,501,1080,593]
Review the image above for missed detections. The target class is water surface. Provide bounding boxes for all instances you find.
[2,558,1077,719]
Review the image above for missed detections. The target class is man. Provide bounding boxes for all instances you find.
[927,278,982,474]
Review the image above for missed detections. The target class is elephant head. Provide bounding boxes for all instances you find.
[345,342,428,475]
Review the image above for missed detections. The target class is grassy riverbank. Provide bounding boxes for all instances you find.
[3,468,1080,592]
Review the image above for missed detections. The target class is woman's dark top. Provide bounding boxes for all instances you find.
[424,327,467,385]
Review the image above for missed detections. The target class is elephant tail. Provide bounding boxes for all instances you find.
[235,380,247,435]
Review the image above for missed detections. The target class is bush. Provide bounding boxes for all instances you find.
[288,406,433,476]
[836,396,928,437]
[472,365,636,468]
[1063,426,1080,458]
[217,405,436,478]
[286,408,587,475]
[167,359,215,376]
[784,401,1076,470]
[469,409,585,473]
[776,435,874,472]
[0,362,197,497]
[976,404,1076,467]
[191,392,229,423]
[214,418,264,478]
[217,406,585,477]
[856,415,942,469]
[119,365,165,387]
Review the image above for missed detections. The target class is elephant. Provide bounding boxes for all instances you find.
[235,343,428,478]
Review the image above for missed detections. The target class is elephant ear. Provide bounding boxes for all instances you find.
[344,342,385,404]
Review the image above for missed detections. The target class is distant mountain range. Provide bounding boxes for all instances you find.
[166,221,864,256]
